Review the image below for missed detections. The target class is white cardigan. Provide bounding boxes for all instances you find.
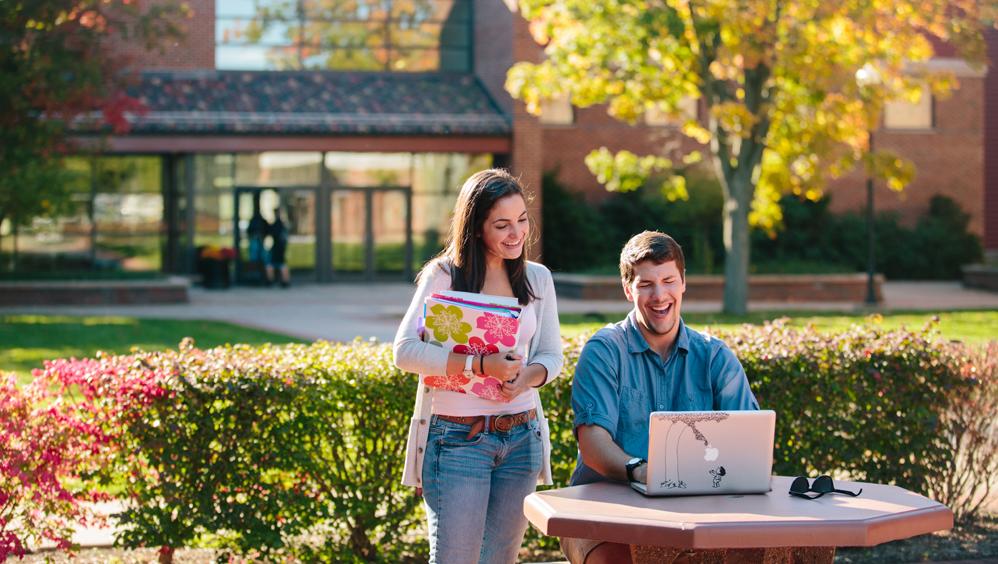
[392,260,564,487]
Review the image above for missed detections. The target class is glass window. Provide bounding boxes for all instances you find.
[325,152,413,186]
[92,157,164,272]
[884,85,932,130]
[539,94,574,125]
[14,156,165,273]
[644,97,698,126]
[235,152,323,186]
[215,0,472,71]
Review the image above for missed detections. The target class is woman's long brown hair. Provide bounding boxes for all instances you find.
[420,168,537,305]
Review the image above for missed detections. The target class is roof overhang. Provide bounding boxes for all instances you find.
[72,133,511,154]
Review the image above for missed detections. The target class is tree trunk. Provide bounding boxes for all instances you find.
[722,177,751,315]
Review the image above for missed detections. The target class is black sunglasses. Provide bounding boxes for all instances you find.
[789,475,863,500]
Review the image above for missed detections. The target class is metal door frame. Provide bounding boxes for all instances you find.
[330,185,413,281]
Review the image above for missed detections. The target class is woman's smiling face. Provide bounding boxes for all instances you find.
[480,194,528,262]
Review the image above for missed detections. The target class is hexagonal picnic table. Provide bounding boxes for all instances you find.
[524,475,953,563]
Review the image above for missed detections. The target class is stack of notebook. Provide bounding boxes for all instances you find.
[419,291,522,401]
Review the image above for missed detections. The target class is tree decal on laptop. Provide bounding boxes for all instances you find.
[655,412,730,489]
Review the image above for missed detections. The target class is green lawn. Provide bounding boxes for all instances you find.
[4,309,993,387]
[1,315,306,385]
[560,309,998,342]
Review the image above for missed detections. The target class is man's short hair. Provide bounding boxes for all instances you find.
[619,231,686,285]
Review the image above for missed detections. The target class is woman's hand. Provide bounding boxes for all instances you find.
[500,363,547,401]
[482,352,523,383]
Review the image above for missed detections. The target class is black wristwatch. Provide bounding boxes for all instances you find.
[625,457,647,483]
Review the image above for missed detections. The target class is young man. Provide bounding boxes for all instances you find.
[561,231,759,564]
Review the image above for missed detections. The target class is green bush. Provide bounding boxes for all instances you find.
[543,169,982,279]
[758,194,982,280]
[37,340,425,563]
[29,325,994,560]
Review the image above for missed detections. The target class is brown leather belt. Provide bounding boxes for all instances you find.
[436,409,537,440]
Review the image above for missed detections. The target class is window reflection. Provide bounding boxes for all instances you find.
[215,0,471,71]
[14,156,165,272]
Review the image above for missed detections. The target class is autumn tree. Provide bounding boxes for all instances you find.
[0,0,186,266]
[507,0,992,313]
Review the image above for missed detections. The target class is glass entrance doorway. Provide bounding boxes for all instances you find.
[330,187,413,280]
[233,186,317,284]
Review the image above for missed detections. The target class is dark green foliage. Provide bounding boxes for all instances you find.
[545,172,982,279]
[885,196,982,279]
[542,172,724,274]
[540,172,617,272]
[756,194,983,279]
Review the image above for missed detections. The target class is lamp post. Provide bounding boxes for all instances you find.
[856,64,880,306]
[864,131,876,305]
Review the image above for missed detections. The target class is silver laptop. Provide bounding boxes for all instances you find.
[631,410,776,496]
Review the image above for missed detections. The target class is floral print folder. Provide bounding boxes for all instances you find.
[420,291,521,402]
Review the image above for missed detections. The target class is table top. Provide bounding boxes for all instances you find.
[524,476,953,549]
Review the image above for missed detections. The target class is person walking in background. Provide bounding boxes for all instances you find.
[266,207,290,288]
[393,168,563,563]
[246,204,268,281]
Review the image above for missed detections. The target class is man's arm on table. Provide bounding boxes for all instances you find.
[572,336,649,483]
[577,424,647,484]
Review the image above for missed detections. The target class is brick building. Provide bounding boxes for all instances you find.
[27,1,993,281]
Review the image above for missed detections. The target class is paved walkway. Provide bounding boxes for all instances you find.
[3,280,997,343]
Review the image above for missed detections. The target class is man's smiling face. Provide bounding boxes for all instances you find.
[623,259,686,341]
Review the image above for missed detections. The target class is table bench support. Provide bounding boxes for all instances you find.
[630,545,835,564]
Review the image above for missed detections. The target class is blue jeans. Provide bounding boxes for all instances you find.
[422,415,544,564]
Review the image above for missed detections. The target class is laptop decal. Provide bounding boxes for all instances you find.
[656,412,730,490]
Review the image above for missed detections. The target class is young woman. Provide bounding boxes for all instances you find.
[393,168,563,564]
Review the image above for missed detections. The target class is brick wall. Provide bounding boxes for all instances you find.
[506,6,544,258]
[985,29,998,253]
[113,0,214,70]
[542,106,706,203]
[473,0,514,114]
[825,75,985,237]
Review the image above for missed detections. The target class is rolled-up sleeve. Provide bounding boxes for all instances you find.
[571,338,620,437]
[711,344,759,410]
[527,266,563,384]
[392,266,451,376]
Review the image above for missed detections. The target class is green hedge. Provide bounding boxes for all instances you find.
[542,170,983,279]
[36,340,425,563]
[27,324,996,561]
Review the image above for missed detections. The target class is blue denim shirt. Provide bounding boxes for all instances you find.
[570,312,759,485]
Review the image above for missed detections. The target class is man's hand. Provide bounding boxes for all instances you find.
[632,461,648,484]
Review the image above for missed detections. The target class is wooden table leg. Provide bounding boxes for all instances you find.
[629,545,836,564]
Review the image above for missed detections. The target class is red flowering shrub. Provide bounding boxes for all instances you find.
[0,369,118,561]
[32,339,421,563]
